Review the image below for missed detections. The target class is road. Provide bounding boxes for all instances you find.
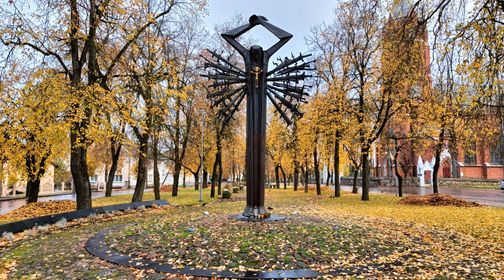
[0,189,149,215]
[340,185,504,207]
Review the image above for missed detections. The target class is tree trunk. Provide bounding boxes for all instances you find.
[231,159,236,183]
[70,0,97,210]
[280,165,287,189]
[361,150,370,201]
[25,152,47,203]
[218,154,223,195]
[432,127,445,194]
[448,127,459,178]
[182,170,186,188]
[26,179,41,203]
[211,135,223,197]
[313,146,321,195]
[304,168,309,193]
[303,155,309,193]
[105,139,122,197]
[352,169,358,194]
[153,137,160,200]
[172,163,181,197]
[70,135,92,209]
[275,165,280,189]
[132,135,148,202]
[393,153,403,197]
[293,162,299,191]
[193,165,200,190]
[210,156,217,198]
[203,168,208,189]
[334,130,341,197]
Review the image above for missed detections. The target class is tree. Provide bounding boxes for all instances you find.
[308,19,353,198]
[0,0,202,209]
[332,0,426,200]
[0,70,69,203]
[162,14,206,197]
[104,114,126,197]
[267,114,290,189]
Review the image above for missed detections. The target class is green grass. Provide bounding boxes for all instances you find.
[448,184,500,190]
[93,187,217,207]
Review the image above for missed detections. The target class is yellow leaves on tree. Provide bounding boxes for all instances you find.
[0,70,70,186]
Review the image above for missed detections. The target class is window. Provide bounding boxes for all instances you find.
[148,174,153,182]
[90,175,98,182]
[464,153,477,165]
[490,139,503,165]
[464,143,477,165]
[113,175,123,182]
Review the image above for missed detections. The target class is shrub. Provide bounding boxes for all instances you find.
[222,189,232,199]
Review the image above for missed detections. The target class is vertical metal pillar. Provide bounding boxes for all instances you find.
[242,46,268,217]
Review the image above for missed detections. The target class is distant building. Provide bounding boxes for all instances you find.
[88,155,180,191]
[372,0,504,184]
[0,163,72,198]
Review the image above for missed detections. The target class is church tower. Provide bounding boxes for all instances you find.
[375,0,432,180]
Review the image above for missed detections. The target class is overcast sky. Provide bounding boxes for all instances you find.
[203,0,337,60]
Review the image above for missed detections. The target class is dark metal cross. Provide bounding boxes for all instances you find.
[202,15,313,219]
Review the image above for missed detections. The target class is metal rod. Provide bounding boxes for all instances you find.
[223,91,246,124]
[267,88,302,117]
[201,74,244,81]
[275,61,314,76]
[267,54,311,76]
[266,90,293,125]
[207,49,245,75]
[213,86,245,107]
[210,79,246,88]
[267,74,311,82]
[202,57,245,77]
[268,84,305,100]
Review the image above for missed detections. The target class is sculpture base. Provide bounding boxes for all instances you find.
[229,214,288,222]
[242,205,268,217]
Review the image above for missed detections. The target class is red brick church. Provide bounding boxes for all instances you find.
[372,0,504,184]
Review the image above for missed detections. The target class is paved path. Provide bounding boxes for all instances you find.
[0,189,150,215]
[340,185,504,207]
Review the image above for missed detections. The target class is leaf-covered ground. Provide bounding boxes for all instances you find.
[108,214,402,272]
[0,200,76,223]
[0,187,217,225]
[399,193,481,207]
[0,187,503,279]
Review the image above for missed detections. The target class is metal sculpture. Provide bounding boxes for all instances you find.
[202,15,313,219]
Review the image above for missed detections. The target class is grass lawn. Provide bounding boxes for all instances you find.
[93,187,217,207]
[456,183,501,190]
[0,187,502,279]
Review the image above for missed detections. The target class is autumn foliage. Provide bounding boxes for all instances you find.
[399,194,481,207]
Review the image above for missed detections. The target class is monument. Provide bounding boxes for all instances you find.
[202,15,313,220]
